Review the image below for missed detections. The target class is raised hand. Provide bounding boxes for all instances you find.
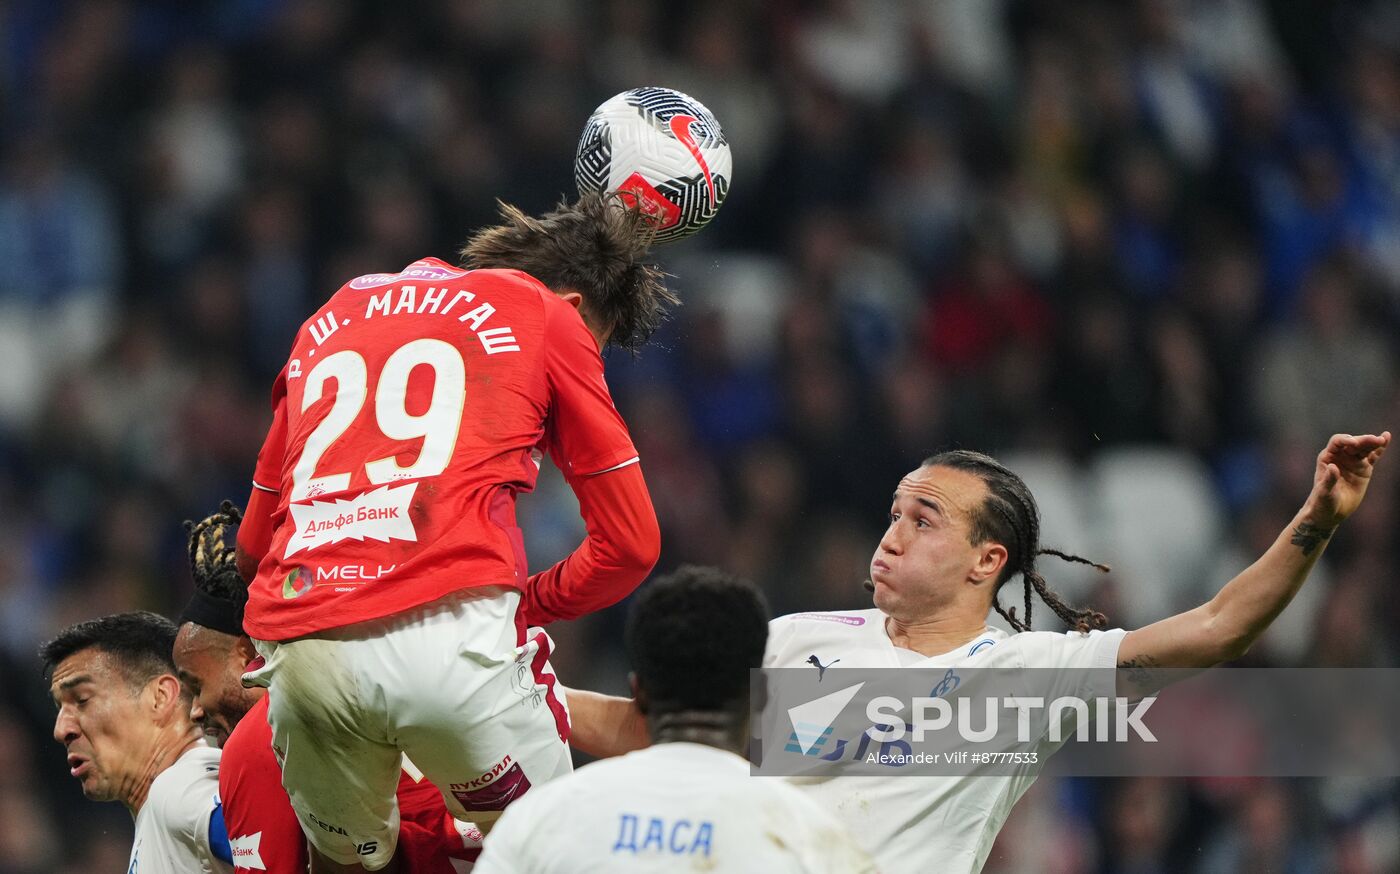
[1302,432,1391,537]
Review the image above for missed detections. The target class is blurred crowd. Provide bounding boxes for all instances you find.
[0,0,1398,870]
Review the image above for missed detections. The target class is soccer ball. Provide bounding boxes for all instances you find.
[575,87,732,244]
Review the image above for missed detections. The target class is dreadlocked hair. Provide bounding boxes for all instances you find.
[458,192,678,353]
[922,450,1110,633]
[185,500,247,607]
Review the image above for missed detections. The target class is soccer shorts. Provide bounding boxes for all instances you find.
[244,587,572,871]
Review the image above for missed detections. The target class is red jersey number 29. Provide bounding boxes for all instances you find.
[290,338,466,501]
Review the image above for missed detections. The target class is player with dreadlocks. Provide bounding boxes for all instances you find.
[173,501,529,873]
[863,449,1113,635]
[563,431,1390,873]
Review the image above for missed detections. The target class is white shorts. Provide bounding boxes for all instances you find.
[244,587,572,870]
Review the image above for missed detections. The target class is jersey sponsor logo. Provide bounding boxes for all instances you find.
[306,811,349,836]
[349,262,467,290]
[455,755,514,791]
[806,654,841,681]
[284,482,418,558]
[449,758,532,812]
[789,612,866,626]
[230,832,266,871]
[668,114,717,202]
[282,566,313,599]
[315,563,397,583]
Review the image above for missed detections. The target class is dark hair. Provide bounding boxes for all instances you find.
[186,501,247,608]
[923,450,1109,633]
[625,565,770,713]
[40,612,179,686]
[459,192,677,352]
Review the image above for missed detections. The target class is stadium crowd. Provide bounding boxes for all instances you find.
[0,0,1397,870]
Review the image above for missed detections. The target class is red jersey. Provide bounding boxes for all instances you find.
[242,260,640,640]
[220,695,483,873]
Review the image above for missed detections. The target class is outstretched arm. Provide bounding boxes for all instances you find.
[562,687,649,758]
[1116,431,1390,696]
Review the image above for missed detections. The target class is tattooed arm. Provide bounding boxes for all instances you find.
[1115,432,1390,697]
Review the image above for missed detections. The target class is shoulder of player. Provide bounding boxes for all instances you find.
[482,774,573,839]
[768,609,881,645]
[1000,627,1128,662]
[1005,627,1122,647]
[745,775,868,857]
[764,609,881,667]
[145,747,220,825]
[760,776,849,824]
[457,267,549,294]
[513,749,665,811]
[154,745,220,789]
[770,608,882,631]
[323,264,551,310]
[218,715,273,786]
[464,268,589,342]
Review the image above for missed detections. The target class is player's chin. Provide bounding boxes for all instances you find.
[868,576,896,609]
[201,724,230,747]
[79,776,114,802]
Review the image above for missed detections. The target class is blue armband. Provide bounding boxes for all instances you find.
[209,803,232,865]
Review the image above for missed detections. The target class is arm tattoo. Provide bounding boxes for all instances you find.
[1117,654,1163,688]
[1290,522,1335,557]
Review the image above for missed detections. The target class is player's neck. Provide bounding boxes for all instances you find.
[123,729,203,816]
[884,611,986,657]
[649,710,747,756]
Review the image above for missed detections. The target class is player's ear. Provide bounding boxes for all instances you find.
[969,543,1008,586]
[558,290,585,311]
[232,636,258,669]
[148,674,184,721]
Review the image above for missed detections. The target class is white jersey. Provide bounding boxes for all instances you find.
[473,742,876,873]
[128,744,232,874]
[765,609,1127,874]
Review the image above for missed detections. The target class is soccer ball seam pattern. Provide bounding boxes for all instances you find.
[575,87,732,244]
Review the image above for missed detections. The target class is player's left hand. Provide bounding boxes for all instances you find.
[1304,431,1390,528]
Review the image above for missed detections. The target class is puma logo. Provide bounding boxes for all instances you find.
[806,654,841,681]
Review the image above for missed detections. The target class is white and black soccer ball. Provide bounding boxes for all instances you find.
[575,87,732,244]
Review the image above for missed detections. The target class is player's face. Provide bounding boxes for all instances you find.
[870,465,1003,621]
[49,649,156,803]
[172,624,260,746]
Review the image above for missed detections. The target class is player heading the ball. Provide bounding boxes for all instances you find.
[234,193,674,872]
